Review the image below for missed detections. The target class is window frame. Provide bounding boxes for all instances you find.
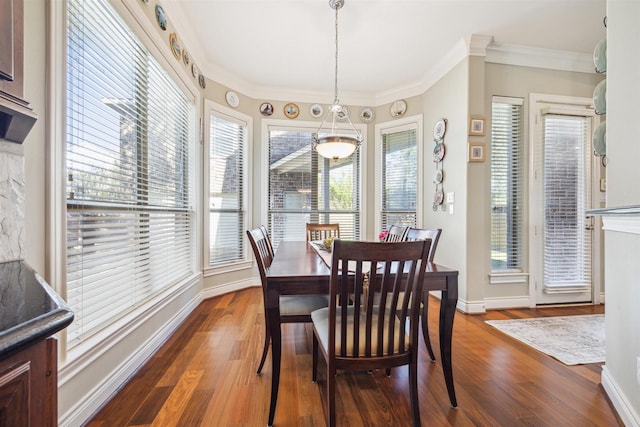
[260,119,367,244]
[374,115,423,238]
[48,0,201,363]
[203,100,253,273]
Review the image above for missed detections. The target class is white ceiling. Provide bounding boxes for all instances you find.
[162,0,606,105]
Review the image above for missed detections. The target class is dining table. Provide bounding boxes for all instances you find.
[264,240,459,426]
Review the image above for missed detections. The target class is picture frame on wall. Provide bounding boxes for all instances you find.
[468,142,486,162]
[469,115,486,136]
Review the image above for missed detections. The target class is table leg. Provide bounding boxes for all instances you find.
[266,289,281,426]
[439,275,458,408]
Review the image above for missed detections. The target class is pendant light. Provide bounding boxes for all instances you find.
[312,0,363,160]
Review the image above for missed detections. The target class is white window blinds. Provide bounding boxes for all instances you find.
[381,127,417,230]
[267,129,360,247]
[66,0,194,348]
[542,114,592,287]
[491,97,524,271]
[208,112,247,266]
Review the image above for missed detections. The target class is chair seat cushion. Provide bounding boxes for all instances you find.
[280,295,329,316]
[311,306,410,356]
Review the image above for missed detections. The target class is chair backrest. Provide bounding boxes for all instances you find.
[327,239,431,360]
[246,227,272,291]
[384,225,408,242]
[259,225,275,259]
[405,227,442,262]
[306,223,341,241]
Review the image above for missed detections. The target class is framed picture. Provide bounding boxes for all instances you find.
[468,142,486,162]
[469,115,486,136]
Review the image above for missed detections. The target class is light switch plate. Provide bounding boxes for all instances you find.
[446,192,455,203]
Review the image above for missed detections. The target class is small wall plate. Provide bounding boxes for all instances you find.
[225,91,240,107]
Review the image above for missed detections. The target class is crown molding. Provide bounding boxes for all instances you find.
[486,42,596,74]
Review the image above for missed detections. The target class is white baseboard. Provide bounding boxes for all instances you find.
[601,366,640,427]
[59,284,202,427]
[202,277,258,300]
[484,296,532,310]
[456,298,486,314]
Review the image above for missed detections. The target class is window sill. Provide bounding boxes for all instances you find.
[203,260,253,277]
[489,272,529,285]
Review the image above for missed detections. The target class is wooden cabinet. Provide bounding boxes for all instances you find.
[0,0,37,143]
[0,338,57,427]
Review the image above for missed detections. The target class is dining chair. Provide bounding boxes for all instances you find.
[306,223,341,241]
[246,227,329,374]
[384,224,408,242]
[311,239,431,427]
[404,227,442,361]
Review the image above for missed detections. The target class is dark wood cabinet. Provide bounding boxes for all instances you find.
[0,0,37,143]
[0,338,57,426]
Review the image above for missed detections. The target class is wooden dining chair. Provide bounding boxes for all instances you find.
[311,239,431,427]
[306,223,340,241]
[246,227,329,374]
[404,227,442,361]
[384,224,408,242]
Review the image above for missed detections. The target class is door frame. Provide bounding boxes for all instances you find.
[528,93,604,306]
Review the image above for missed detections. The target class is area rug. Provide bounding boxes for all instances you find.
[485,314,605,365]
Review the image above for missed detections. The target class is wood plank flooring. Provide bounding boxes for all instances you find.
[85,287,622,426]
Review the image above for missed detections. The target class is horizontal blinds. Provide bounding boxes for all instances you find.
[490,98,524,271]
[66,0,194,348]
[209,114,246,266]
[543,114,592,286]
[381,128,417,230]
[267,129,360,247]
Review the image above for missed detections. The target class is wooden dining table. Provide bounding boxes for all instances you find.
[264,241,459,426]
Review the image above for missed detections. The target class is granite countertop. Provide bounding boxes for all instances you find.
[587,205,640,216]
[0,261,74,357]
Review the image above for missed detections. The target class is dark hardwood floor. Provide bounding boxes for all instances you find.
[85,287,621,426]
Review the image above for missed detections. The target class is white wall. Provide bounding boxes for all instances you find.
[599,1,640,425]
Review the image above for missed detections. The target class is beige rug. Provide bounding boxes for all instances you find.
[485,314,605,365]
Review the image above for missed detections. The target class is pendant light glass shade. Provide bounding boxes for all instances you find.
[312,0,362,160]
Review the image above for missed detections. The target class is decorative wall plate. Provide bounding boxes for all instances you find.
[225,91,239,107]
[434,190,444,205]
[182,49,190,66]
[593,121,606,156]
[593,38,606,74]
[198,73,206,89]
[433,118,447,141]
[260,102,274,116]
[433,143,445,162]
[191,63,198,78]
[390,99,407,117]
[310,104,324,118]
[284,103,299,119]
[434,169,443,184]
[169,33,181,60]
[593,79,606,115]
[360,107,375,122]
[155,5,167,31]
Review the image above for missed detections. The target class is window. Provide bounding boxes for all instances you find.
[490,97,524,271]
[207,104,250,267]
[65,0,195,349]
[377,120,420,231]
[266,127,361,247]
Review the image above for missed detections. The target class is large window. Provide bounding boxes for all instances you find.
[65,0,195,349]
[207,104,250,267]
[377,120,419,231]
[267,127,360,246]
[490,97,524,271]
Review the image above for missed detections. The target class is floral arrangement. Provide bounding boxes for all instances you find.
[378,229,389,241]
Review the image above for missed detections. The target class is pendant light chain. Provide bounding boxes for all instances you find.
[334,4,339,105]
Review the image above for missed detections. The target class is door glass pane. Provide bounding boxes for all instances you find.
[543,115,592,288]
